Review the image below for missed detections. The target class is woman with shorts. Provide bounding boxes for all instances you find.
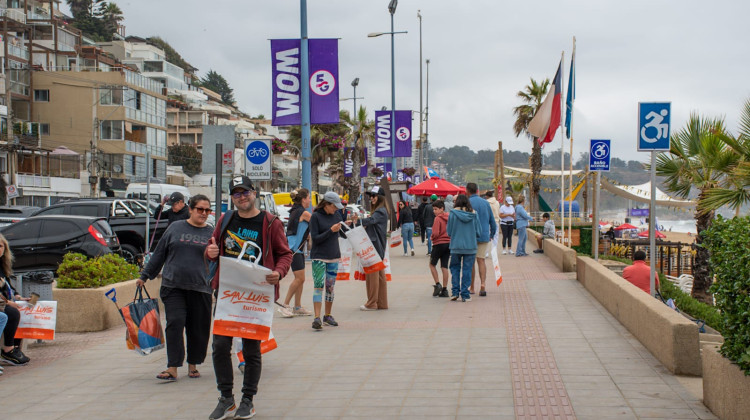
[429,200,451,297]
[278,189,313,317]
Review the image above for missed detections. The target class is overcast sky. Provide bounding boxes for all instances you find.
[70,0,750,163]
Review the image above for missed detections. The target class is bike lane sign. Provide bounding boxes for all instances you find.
[638,102,671,151]
[245,139,271,180]
[589,139,611,171]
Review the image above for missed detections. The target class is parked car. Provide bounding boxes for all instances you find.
[30,198,168,265]
[0,205,40,228]
[347,204,368,219]
[256,192,280,218]
[1,215,120,272]
[277,204,291,226]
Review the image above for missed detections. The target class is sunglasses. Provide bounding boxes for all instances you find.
[193,207,212,214]
[232,190,254,199]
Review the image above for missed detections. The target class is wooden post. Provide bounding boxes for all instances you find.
[582,169,589,215]
[498,141,505,200]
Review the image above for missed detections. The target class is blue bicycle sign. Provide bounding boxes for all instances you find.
[246,141,270,164]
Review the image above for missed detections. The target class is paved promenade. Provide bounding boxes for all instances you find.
[1,244,716,419]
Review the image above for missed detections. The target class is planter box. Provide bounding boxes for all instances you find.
[702,345,750,420]
[52,278,162,333]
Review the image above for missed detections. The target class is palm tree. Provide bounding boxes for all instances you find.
[512,78,550,213]
[340,105,375,204]
[655,114,739,304]
[287,111,351,192]
[703,98,750,214]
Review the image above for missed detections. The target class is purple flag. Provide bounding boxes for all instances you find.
[375,161,392,180]
[271,39,339,126]
[344,147,355,177]
[374,110,411,157]
[360,147,368,177]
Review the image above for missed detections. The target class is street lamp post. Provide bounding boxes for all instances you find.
[418,10,424,170]
[300,0,312,193]
[369,0,406,172]
[351,77,359,118]
[425,58,430,168]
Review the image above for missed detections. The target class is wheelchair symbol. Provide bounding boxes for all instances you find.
[641,109,669,143]
[592,142,609,159]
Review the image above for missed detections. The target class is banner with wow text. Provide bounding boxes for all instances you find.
[375,110,412,157]
[271,39,339,126]
[214,256,275,341]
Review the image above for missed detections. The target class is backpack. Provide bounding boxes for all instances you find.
[204,210,235,285]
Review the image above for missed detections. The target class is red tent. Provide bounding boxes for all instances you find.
[614,223,638,230]
[638,230,666,239]
[407,178,466,197]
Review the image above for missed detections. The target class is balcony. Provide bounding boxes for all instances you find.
[27,7,51,21]
[17,174,50,188]
[8,44,29,60]
[0,8,26,24]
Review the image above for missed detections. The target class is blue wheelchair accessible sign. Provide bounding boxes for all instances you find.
[244,139,271,180]
[638,102,671,151]
[589,139,611,171]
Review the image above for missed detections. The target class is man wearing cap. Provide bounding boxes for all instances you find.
[205,175,292,420]
[158,192,190,225]
[467,183,497,296]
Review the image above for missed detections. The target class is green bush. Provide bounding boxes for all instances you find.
[572,227,592,255]
[56,253,140,289]
[659,273,723,333]
[703,215,750,375]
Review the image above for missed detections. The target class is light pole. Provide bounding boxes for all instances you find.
[369,0,407,171]
[418,10,424,170]
[300,0,312,193]
[425,58,430,168]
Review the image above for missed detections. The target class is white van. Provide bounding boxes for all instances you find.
[126,183,191,204]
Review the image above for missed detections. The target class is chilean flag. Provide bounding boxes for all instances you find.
[527,59,563,146]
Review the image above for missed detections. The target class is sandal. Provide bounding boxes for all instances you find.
[188,369,201,379]
[156,370,177,381]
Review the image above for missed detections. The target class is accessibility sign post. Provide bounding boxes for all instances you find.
[589,139,611,260]
[245,139,272,180]
[638,102,671,297]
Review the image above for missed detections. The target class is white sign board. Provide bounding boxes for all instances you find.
[6,184,19,199]
[244,139,271,180]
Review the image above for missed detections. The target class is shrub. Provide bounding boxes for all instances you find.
[703,215,750,375]
[659,273,723,333]
[56,253,140,289]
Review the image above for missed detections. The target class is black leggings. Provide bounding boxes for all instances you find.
[501,223,514,248]
[3,305,21,347]
[160,286,212,368]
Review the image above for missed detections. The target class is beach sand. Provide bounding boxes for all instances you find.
[662,231,695,244]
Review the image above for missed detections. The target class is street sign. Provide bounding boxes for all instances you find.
[6,184,19,199]
[638,102,671,151]
[589,139,611,171]
[222,150,234,175]
[244,139,271,180]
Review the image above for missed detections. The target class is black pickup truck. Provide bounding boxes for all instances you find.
[30,198,169,264]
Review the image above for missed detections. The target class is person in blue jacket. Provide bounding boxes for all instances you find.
[446,194,482,302]
[466,183,497,296]
[514,194,534,257]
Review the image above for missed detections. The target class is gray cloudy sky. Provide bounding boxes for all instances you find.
[73,0,750,162]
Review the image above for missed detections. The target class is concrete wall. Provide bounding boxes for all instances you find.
[526,230,577,272]
[53,278,162,333]
[576,256,701,376]
[702,345,750,420]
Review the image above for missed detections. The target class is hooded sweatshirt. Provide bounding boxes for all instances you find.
[444,195,454,212]
[431,212,450,245]
[446,207,482,254]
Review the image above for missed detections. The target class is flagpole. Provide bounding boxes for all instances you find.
[568,37,576,247]
[559,50,565,245]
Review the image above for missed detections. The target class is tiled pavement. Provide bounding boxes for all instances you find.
[0,243,716,419]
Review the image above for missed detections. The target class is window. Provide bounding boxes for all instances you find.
[43,220,78,238]
[40,123,50,136]
[3,220,42,240]
[36,206,65,216]
[34,89,49,102]
[100,120,123,140]
[68,205,100,217]
[100,88,123,105]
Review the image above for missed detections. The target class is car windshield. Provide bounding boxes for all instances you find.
[122,200,151,216]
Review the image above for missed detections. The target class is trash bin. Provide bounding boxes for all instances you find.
[16,271,55,301]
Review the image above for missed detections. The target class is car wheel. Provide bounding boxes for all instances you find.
[120,244,140,266]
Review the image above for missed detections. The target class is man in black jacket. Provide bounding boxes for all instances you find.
[157,192,190,225]
[422,195,436,255]
[417,197,428,244]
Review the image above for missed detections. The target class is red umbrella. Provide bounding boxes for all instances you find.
[614,223,638,230]
[407,177,466,197]
[638,230,666,239]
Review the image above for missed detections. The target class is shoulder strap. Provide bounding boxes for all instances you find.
[219,210,235,236]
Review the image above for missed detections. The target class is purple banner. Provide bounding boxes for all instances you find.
[271,39,339,126]
[360,147,368,177]
[630,208,649,217]
[344,147,355,177]
[396,170,413,183]
[375,161,392,180]
[374,110,412,157]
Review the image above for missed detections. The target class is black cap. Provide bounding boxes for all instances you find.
[365,186,386,197]
[230,175,255,192]
[167,192,184,205]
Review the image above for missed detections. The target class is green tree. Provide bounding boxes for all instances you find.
[199,70,235,105]
[512,78,550,213]
[167,144,202,177]
[66,0,122,41]
[340,106,374,203]
[655,114,739,304]
[101,2,123,38]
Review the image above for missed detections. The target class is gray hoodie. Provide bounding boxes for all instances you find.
[444,195,454,212]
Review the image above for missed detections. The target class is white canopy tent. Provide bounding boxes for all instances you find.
[600,179,696,209]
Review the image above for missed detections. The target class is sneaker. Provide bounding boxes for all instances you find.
[404,253,408,257]
[450,296,459,301]
[323,315,338,327]
[238,362,245,374]
[439,288,449,298]
[432,283,442,297]
[411,249,415,256]
[312,317,323,330]
[463,297,472,302]
[1,347,30,365]
[208,396,236,420]
[235,396,256,419]
[479,290,487,297]
[292,306,313,316]
[277,304,294,318]
[533,249,544,254]
[502,249,507,255]
[360,305,377,311]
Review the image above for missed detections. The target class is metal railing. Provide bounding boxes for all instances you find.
[17,174,51,188]
[8,44,29,60]
[0,8,26,24]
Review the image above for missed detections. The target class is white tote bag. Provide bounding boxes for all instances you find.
[343,224,386,274]
[214,242,275,341]
[337,237,353,280]
[390,230,402,249]
[383,240,392,281]
[491,242,503,286]
[15,300,57,340]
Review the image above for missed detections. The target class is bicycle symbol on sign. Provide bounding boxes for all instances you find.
[247,148,268,158]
